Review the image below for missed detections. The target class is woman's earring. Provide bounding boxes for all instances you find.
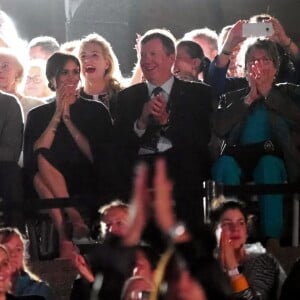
[48,82,55,91]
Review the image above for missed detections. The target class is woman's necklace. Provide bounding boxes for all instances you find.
[79,89,110,110]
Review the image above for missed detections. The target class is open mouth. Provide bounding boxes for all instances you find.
[85,66,96,73]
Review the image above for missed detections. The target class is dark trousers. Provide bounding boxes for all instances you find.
[0,161,24,233]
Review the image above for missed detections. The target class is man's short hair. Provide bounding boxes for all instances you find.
[140,28,176,55]
[28,36,59,55]
[98,199,129,216]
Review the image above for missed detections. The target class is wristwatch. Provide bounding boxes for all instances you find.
[227,267,240,277]
[167,222,186,240]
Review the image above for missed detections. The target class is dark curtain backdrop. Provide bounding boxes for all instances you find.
[1,0,299,76]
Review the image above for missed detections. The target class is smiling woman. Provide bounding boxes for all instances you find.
[0,227,55,300]
[211,38,300,244]
[23,52,114,259]
[78,33,124,121]
[174,39,210,82]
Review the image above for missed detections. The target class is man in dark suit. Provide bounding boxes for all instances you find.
[114,29,213,223]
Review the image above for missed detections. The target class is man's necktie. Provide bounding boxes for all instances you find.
[151,86,163,97]
[140,87,164,153]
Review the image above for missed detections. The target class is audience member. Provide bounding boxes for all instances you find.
[60,40,80,54]
[206,19,248,96]
[218,24,244,78]
[0,90,23,162]
[114,28,213,223]
[0,244,45,300]
[210,198,286,300]
[174,40,210,82]
[98,200,129,240]
[182,27,218,61]
[211,38,300,241]
[78,32,123,121]
[207,16,300,96]
[0,228,55,300]
[22,59,54,101]
[99,200,159,281]
[78,33,126,194]
[23,52,113,258]
[0,48,45,120]
[0,88,23,230]
[27,36,59,61]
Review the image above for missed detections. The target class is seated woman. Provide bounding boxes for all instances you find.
[174,40,210,82]
[78,33,126,195]
[206,16,300,96]
[0,228,55,300]
[23,52,113,258]
[0,243,36,300]
[210,198,286,300]
[211,38,300,242]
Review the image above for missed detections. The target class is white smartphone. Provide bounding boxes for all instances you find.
[242,22,274,37]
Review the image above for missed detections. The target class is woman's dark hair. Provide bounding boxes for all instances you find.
[177,40,211,81]
[46,51,80,91]
[136,242,160,270]
[210,198,248,230]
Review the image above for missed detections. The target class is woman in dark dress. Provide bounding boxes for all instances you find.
[24,52,113,258]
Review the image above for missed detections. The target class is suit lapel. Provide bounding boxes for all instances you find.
[169,78,185,109]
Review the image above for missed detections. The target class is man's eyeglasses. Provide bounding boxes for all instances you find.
[26,75,42,84]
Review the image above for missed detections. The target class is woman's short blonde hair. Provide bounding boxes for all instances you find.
[79,33,123,93]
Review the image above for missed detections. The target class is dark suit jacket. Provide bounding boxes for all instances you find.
[114,77,213,187]
[115,77,212,152]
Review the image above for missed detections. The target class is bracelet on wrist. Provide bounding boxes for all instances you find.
[230,274,249,292]
[221,50,232,56]
[227,267,240,277]
[167,222,186,240]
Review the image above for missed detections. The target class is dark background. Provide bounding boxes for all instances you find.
[1,0,299,76]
